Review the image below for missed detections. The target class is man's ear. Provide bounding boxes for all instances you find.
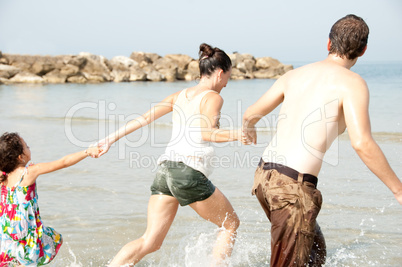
[359,45,368,57]
[327,38,331,51]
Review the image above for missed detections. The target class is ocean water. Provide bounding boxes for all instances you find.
[0,62,401,266]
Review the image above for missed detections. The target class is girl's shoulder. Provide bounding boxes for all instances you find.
[18,163,38,187]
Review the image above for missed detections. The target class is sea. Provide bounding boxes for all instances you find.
[0,61,401,266]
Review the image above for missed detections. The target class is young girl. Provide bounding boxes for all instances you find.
[0,132,99,266]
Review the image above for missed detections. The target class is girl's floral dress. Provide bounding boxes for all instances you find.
[0,168,62,266]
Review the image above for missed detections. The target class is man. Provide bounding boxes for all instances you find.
[242,14,402,266]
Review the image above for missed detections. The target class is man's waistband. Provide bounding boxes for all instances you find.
[259,159,318,188]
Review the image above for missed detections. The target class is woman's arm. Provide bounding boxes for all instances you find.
[98,91,180,156]
[199,93,242,143]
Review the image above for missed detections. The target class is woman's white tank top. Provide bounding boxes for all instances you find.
[157,89,217,177]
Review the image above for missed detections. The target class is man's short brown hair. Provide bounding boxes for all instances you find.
[329,14,369,60]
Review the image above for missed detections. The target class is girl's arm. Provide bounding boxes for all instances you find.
[200,93,242,143]
[23,146,100,185]
[97,91,180,156]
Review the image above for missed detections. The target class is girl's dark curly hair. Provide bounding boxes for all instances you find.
[0,132,24,183]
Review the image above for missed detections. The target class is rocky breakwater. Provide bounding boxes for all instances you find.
[0,50,293,84]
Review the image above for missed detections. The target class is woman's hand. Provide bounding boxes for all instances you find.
[96,138,112,157]
[242,126,256,145]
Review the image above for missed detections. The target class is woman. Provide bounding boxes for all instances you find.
[97,43,242,266]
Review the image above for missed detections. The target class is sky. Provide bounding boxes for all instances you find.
[0,0,401,64]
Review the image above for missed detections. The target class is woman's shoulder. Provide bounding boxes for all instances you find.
[201,90,222,102]
[199,91,223,113]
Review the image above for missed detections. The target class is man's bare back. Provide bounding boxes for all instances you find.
[261,57,366,176]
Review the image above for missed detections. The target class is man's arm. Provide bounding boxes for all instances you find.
[242,76,285,144]
[343,77,402,204]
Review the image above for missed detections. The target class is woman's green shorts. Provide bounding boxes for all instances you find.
[151,160,216,206]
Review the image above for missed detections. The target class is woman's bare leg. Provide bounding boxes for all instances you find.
[108,195,179,266]
[189,188,240,265]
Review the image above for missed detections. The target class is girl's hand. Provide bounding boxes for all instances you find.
[96,138,111,157]
[86,145,102,158]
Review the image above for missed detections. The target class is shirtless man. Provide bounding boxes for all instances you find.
[242,14,402,267]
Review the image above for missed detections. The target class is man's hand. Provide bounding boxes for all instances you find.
[394,190,402,205]
[242,126,257,145]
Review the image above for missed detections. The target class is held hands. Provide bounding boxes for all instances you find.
[96,138,112,157]
[86,145,102,158]
[241,125,257,145]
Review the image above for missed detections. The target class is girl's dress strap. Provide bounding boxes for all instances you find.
[14,166,28,187]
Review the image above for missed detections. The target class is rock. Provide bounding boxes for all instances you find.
[229,53,256,79]
[236,60,255,77]
[129,66,147,81]
[10,61,31,72]
[255,57,281,69]
[109,57,147,82]
[2,55,59,76]
[0,51,291,83]
[109,56,139,71]
[239,58,256,72]
[165,54,193,69]
[60,64,80,77]
[0,57,8,64]
[154,57,178,71]
[145,53,162,63]
[254,57,293,79]
[0,65,20,79]
[66,56,87,69]
[283,64,293,73]
[30,60,56,76]
[4,55,34,71]
[165,54,193,80]
[130,52,152,65]
[230,68,247,80]
[130,52,161,66]
[82,73,107,83]
[0,51,7,64]
[79,52,112,82]
[43,70,67,83]
[9,71,44,83]
[158,68,177,82]
[142,65,165,81]
[147,70,165,81]
[67,74,87,83]
[229,53,241,67]
[253,68,280,79]
[184,60,199,81]
[112,70,131,82]
[153,57,178,81]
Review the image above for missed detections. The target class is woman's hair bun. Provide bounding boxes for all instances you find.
[199,43,215,59]
[198,43,231,77]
